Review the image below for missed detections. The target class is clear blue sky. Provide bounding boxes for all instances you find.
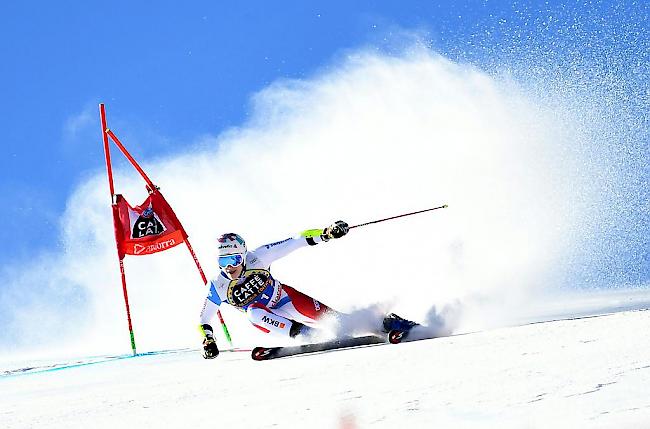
[0,1,646,270]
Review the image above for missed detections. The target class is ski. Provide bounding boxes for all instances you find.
[251,335,387,361]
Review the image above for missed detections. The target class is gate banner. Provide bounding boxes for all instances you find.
[112,190,187,259]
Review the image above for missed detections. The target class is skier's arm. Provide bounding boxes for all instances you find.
[198,281,223,359]
[255,220,350,265]
[307,220,350,242]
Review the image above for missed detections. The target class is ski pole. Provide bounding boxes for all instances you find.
[349,204,448,230]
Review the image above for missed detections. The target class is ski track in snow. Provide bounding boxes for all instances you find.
[2,307,650,428]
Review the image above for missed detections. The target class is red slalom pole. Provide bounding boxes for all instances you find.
[99,104,115,198]
[100,104,138,356]
[100,103,234,352]
[118,259,137,355]
[105,128,156,191]
[349,204,448,230]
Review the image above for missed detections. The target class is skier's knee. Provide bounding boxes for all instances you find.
[247,304,293,337]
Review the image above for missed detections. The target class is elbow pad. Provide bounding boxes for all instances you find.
[300,228,328,245]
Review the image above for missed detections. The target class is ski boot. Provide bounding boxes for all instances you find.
[382,313,419,344]
[289,321,321,339]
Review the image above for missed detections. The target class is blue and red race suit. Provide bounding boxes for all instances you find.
[199,234,336,337]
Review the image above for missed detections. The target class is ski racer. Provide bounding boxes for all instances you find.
[199,221,418,359]
[199,221,350,359]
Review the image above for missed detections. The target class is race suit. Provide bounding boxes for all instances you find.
[199,234,336,337]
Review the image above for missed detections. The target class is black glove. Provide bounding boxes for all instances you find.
[322,220,349,241]
[203,336,219,359]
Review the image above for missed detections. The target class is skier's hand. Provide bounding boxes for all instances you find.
[202,337,220,359]
[322,220,349,240]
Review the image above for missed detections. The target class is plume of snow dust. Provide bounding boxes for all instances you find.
[2,47,633,358]
[318,300,459,339]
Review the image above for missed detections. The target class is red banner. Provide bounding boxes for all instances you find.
[112,189,188,259]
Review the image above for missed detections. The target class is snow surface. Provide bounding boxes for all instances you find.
[3,307,650,428]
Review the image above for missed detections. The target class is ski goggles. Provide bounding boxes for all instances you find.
[218,254,244,269]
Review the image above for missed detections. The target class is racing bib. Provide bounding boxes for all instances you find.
[227,269,273,308]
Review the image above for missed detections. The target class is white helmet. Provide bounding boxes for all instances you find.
[217,233,247,255]
[217,233,247,269]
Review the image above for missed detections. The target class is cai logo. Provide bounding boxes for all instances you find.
[132,206,165,238]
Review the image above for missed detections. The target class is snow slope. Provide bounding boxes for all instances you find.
[3,308,649,428]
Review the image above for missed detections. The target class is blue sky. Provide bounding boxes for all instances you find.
[0,0,647,273]
[0,1,460,264]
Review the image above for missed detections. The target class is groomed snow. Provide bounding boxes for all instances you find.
[3,308,650,428]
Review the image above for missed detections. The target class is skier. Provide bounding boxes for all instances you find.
[199,221,416,359]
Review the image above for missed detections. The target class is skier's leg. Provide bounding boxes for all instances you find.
[271,284,340,325]
[246,302,305,337]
